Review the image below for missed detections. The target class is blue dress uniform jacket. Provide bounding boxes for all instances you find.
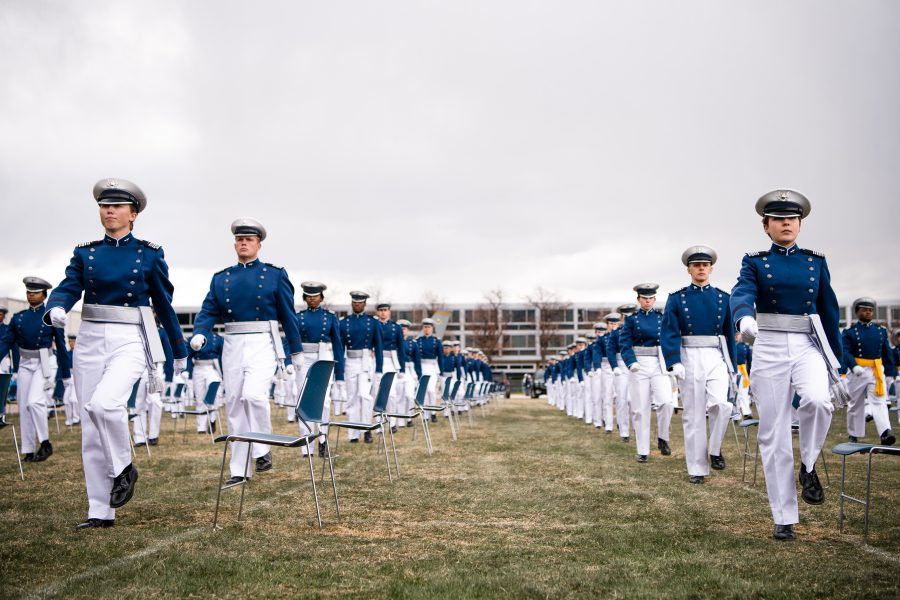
[413,335,443,378]
[401,337,414,365]
[193,258,301,355]
[589,337,605,370]
[736,341,752,369]
[606,330,623,369]
[187,332,224,376]
[574,350,586,381]
[298,308,345,380]
[841,322,896,373]
[0,305,72,377]
[481,361,493,382]
[159,327,174,382]
[46,233,187,359]
[730,243,842,362]
[618,309,663,367]
[660,284,736,369]
[340,313,384,373]
[0,323,20,371]
[379,320,407,373]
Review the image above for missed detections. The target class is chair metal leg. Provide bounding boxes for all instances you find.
[420,411,433,455]
[11,424,24,481]
[731,418,741,456]
[212,440,230,529]
[818,450,831,488]
[379,423,393,484]
[838,454,847,532]
[864,451,875,545]
[52,403,61,435]
[323,431,340,518]
[237,442,252,521]
[305,447,323,528]
[386,419,400,478]
[446,405,458,441]
[468,405,475,426]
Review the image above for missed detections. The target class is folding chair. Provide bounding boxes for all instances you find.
[739,418,760,485]
[49,379,63,434]
[384,375,432,456]
[126,380,151,460]
[162,383,186,438]
[832,442,900,546]
[326,371,396,483]
[212,360,335,529]
[177,381,221,443]
[0,374,24,481]
[459,382,477,426]
[419,376,455,443]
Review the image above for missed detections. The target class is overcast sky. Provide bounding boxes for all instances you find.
[1,1,898,310]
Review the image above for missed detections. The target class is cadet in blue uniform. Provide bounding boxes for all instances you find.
[376,302,407,430]
[842,297,896,445]
[583,332,599,426]
[730,190,843,541]
[413,318,443,422]
[0,277,71,462]
[186,331,224,433]
[609,305,637,442]
[339,291,383,442]
[397,319,418,423]
[620,285,673,462]
[191,218,301,485]
[661,245,736,483]
[295,282,344,455]
[734,333,753,419]
[46,178,187,529]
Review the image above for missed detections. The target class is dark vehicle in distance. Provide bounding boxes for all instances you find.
[530,369,547,398]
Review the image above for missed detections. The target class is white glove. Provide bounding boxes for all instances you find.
[628,362,641,374]
[173,358,187,377]
[852,365,865,376]
[670,363,686,380]
[62,377,73,388]
[739,317,758,339]
[190,334,206,351]
[43,378,54,391]
[180,371,191,382]
[291,353,303,370]
[49,307,67,329]
[285,364,296,376]
[397,371,405,381]
[332,380,347,402]
[613,367,624,376]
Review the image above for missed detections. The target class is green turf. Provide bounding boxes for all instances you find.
[1,397,898,599]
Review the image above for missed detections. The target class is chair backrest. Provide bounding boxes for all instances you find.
[174,383,185,398]
[296,360,335,424]
[413,375,431,407]
[127,380,141,409]
[464,382,475,400]
[202,381,221,406]
[449,380,461,400]
[373,372,397,413]
[0,373,11,405]
[442,377,452,401]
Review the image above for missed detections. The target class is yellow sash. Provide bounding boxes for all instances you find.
[855,358,885,396]
[737,363,750,388]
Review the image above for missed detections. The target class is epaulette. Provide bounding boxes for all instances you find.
[714,286,729,296]
[745,250,770,258]
[140,239,161,250]
[264,262,282,270]
[214,267,228,276]
[800,248,825,258]
[77,240,102,248]
[672,286,688,294]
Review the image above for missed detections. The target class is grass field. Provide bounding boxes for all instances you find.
[1,395,899,599]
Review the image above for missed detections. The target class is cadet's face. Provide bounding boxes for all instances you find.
[376,307,391,321]
[688,262,712,284]
[607,322,619,331]
[0,313,5,323]
[68,339,76,350]
[26,291,44,306]
[764,216,801,245]
[401,326,409,336]
[305,294,323,309]
[423,324,434,335]
[99,203,136,235]
[234,236,261,260]
[638,296,655,310]
[351,301,366,314]
[856,307,874,323]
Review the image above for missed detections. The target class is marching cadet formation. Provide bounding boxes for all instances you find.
[0,180,897,543]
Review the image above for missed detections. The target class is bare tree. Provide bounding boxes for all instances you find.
[418,290,447,315]
[525,286,571,365]
[471,288,505,360]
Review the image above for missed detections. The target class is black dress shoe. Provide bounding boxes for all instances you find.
[710,454,725,470]
[430,414,437,423]
[636,454,648,463]
[773,524,796,540]
[799,463,824,505]
[622,436,630,443]
[255,452,272,473]
[110,464,139,508]
[391,426,398,434]
[75,518,115,530]
[23,453,35,462]
[134,441,146,448]
[0,415,7,429]
[210,420,217,433]
[34,440,53,461]
[318,442,330,458]
[658,438,671,456]
[865,414,874,422]
[364,431,373,444]
[224,475,246,486]
[881,429,896,446]
[148,438,158,447]
[689,475,705,484]
[848,435,859,443]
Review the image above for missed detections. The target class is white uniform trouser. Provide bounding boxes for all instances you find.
[192,363,222,432]
[736,374,752,416]
[133,366,162,444]
[223,332,277,478]
[76,321,146,520]
[17,356,54,453]
[565,378,575,416]
[628,355,673,456]
[585,372,598,425]
[573,377,584,419]
[296,348,334,447]
[402,363,417,418]
[345,354,373,440]
[63,377,79,425]
[847,365,891,438]
[613,366,630,437]
[752,330,832,526]
[420,359,440,416]
[599,363,615,430]
[281,369,299,422]
[381,352,403,426]
[680,347,732,477]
